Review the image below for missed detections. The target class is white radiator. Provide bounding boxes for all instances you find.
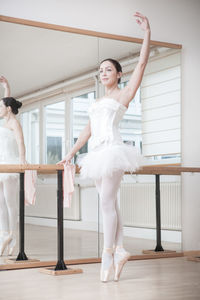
[120,182,181,230]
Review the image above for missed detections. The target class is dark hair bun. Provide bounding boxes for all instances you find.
[16,100,22,109]
[2,97,23,115]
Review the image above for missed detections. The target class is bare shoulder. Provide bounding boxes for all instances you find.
[10,118,22,131]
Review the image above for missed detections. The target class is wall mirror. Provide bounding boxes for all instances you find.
[0,17,182,264]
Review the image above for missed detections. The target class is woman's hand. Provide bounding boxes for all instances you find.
[20,157,28,165]
[0,76,9,89]
[0,76,10,97]
[56,152,74,165]
[134,12,150,31]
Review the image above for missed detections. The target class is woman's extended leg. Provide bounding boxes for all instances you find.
[0,181,11,255]
[95,176,124,249]
[100,170,123,249]
[114,198,124,247]
[3,177,18,254]
[0,181,9,236]
[96,170,123,282]
[113,190,131,282]
[98,171,131,281]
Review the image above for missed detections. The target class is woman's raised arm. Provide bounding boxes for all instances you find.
[120,12,151,106]
[12,120,26,164]
[0,76,11,97]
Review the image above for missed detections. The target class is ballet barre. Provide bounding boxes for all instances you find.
[0,164,200,272]
[0,164,82,275]
[127,166,200,254]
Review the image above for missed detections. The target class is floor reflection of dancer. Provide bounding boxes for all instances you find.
[0,76,26,256]
[58,12,150,282]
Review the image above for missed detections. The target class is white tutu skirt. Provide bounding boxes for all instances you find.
[77,143,144,180]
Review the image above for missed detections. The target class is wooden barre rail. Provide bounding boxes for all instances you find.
[0,164,200,175]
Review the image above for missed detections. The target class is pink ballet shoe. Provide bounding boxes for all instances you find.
[0,235,12,256]
[100,248,114,282]
[7,233,16,256]
[8,247,15,256]
[8,240,16,256]
[113,246,131,282]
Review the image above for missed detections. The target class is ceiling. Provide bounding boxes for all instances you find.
[0,21,142,98]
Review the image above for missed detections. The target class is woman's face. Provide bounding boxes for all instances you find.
[99,61,121,87]
[0,100,9,118]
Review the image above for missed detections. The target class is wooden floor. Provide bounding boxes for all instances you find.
[0,224,182,263]
[0,257,200,300]
[0,225,200,299]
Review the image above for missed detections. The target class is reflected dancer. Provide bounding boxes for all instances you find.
[0,76,26,256]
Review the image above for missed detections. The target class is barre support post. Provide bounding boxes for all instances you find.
[16,172,28,261]
[55,170,67,270]
[155,174,164,252]
[39,169,83,275]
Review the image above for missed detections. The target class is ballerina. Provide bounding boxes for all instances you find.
[0,76,26,256]
[58,12,150,282]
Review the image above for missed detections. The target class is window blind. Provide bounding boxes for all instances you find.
[141,49,181,158]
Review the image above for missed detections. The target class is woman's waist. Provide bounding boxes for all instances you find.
[0,154,19,162]
[89,135,123,150]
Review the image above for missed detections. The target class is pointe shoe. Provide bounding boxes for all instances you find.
[8,246,15,256]
[0,235,12,256]
[8,238,16,256]
[114,246,131,282]
[100,248,114,282]
[7,232,17,256]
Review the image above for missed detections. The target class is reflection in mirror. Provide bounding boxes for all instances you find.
[45,101,65,164]
[0,20,99,262]
[20,109,39,164]
[0,20,182,265]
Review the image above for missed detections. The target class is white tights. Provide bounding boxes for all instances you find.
[95,170,124,249]
[0,177,18,238]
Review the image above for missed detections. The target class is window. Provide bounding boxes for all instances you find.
[44,101,65,164]
[141,50,181,164]
[72,92,95,162]
[20,109,39,163]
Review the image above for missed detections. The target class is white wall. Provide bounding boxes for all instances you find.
[1,0,200,251]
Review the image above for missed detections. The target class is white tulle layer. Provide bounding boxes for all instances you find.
[77,143,144,180]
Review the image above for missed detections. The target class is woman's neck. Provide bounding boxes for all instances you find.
[4,113,15,125]
[104,84,120,97]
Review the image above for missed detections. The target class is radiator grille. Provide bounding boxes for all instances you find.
[120,182,181,230]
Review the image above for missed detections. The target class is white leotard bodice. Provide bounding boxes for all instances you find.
[0,127,19,164]
[77,97,143,179]
[88,98,127,150]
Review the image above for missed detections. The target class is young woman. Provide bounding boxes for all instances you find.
[58,12,150,282]
[0,76,26,256]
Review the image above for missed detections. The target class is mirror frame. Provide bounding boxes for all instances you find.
[0,15,182,49]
